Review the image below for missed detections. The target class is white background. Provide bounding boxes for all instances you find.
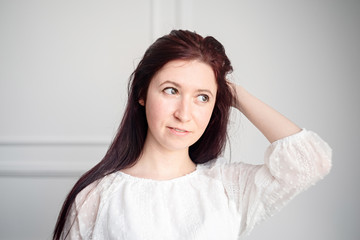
[0,0,359,239]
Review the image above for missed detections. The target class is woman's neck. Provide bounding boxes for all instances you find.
[121,140,196,180]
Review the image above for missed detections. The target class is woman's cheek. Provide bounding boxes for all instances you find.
[196,107,214,129]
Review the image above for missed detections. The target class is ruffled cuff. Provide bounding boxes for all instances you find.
[265,129,332,188]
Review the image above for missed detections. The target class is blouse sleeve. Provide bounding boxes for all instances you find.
[61,181,102,240]
[221,129,332,236]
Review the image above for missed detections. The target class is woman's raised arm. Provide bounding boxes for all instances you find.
[231,84,301,143]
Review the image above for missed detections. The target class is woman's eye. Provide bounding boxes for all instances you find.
[197,94,209,103]
[164,87,178,95]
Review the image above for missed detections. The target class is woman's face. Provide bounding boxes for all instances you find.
[141,59,217,153]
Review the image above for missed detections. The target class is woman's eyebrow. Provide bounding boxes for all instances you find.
[196,89,214,97]
[159,80,214,97]
[159,80,181,88]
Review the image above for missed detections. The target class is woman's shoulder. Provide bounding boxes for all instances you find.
[199,157,259,170]
[197,157,261,182]
[74,172,123,210]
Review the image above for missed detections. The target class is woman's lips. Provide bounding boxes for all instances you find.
[168,127,190,136]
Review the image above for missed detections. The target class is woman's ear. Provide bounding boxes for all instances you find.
[139,99,145,106]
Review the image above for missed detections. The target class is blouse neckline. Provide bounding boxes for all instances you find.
[116,165,200,184]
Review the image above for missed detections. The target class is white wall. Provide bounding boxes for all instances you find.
[0,0,359,239]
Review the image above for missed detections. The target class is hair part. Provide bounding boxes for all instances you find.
[53,30,233,239]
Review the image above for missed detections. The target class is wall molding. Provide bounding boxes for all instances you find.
[177,0,194,31]
[0,137,109,177]
[0,159,95,177]
[0,137,110,146]
[150,0,194,41]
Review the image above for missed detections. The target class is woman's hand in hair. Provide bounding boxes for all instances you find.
[227,82,301,143]
[227,82,241,111]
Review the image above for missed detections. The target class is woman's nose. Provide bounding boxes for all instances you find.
[174,98,192,122]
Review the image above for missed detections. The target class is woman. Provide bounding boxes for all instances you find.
[53,30,332,239]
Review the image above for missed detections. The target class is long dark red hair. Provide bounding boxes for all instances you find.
[53,30,233,239]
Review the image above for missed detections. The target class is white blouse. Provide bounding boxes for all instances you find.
[62,129,332,240]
